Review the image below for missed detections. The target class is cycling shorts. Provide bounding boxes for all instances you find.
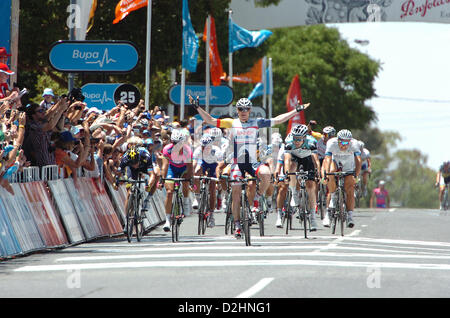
[166,164,187,179]
[291,155,316,181]
[200,162,218,178]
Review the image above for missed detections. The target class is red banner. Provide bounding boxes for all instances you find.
[203,17,225,86]
[113,0,147,24]
[286,74,306,133]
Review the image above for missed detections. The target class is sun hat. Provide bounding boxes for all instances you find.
[42,88,54,97]
[0,63,14,75]
[0,47,11,57]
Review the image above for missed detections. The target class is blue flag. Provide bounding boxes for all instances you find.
[229,20,272,53]
[182,0,199,72]
[248,67,272,100]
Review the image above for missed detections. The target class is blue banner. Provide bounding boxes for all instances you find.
[182,0,199,72]
[0,0,11,51]
[81,83,122,110]
[229,20,272,53]
[168,84,234,106]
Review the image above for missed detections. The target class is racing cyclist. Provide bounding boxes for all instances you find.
[283,124,321,231]
[160,129,194,232]
[322,129,361,228]
[192,134,224,227]
[191,95,310,238]
[436,160,450,210]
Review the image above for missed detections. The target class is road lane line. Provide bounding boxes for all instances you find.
[236,278,274,298]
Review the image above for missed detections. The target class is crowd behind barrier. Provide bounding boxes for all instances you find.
[0,164,167,260]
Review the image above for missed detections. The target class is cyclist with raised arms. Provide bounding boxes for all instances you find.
[160,129,193,232]
[283,124,321,231]
[191,95,310,238]
[322,129,361,228]
[192,134,224,227]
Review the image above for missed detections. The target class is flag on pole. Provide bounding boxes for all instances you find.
[230,58,262,83]
[286,75,306,133]
[229,20,272,53]
[203,16,224,86]
[182,0,199,72]
[113,0,147,24]
[248,66,272,100]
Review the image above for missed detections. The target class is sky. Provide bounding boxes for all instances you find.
[327,22,450,171]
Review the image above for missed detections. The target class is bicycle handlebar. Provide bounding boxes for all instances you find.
[193,176,220,182]
[161,177,192,182]
[220,175,257,183]
[324,171,355,178]
[116,178,148,184]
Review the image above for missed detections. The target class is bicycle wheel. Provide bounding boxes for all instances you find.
[444,187,449,210]
[318,185,326,220]
[224,192,233,235]
[125,194,135,243]
[258,197,265,236]
[338,190,345,237]
[171,195,180,242]
[299,190,308,239]
[198,191,207,235]
[242,195,251,246]
[135,195,144,242]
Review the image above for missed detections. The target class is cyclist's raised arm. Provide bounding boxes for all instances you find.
[189,95,216,127]
[272,103,310,125]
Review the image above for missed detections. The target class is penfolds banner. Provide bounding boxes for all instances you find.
[230,0,450,30]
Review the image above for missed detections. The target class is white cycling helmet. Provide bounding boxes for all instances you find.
[200,134,213,147]
[171,129,185,143]
[209,127,222,139]
[337,129,352,140]
[323,126,336,136]
[291,124,308,138]
[271,132,283,145]
[236,97,252,109]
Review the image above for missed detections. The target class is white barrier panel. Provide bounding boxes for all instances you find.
[47,179,85,244]
[63,179,103,240]
[0,185,45,254]
[0,197,22,258]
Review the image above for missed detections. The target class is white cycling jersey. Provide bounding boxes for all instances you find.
[193,144,224,165]
[325,137,361,172]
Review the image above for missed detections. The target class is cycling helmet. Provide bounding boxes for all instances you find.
[236,97,252,109]
[337,129,352,140]
[358,140,365,149]
[127,146,140,165]
[209,127,222,139]
[171,129,185,143]
[200,134,213,147]
[271,132,283,145]
[291,124,308,138]
[322,126,336,137]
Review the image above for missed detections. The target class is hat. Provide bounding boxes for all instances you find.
[42,88,54,97]
[2,145,15,157]
[142,130,152,136]
[60,131,77,143]
[86,107,101,115]
[0,63,14,75]
[379,180,385,185]
[154,114,163,120]
[144,138,154,145]
[0,48,11,57]
[150,125,161,131]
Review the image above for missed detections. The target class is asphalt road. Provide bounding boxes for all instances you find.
[1,207,449,301]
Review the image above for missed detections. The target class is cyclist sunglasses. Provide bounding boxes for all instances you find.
[293,137,305,142]
[237,107,251,112]
[339,140,350,145]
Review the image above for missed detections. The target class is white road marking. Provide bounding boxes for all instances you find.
[14,259,450,272]
[236,278,274,298]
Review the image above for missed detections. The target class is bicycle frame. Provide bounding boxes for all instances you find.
[194,176,219,235]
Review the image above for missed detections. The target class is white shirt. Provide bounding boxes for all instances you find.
[325,137,361,172]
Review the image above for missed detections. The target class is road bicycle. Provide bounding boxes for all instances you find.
[354,176,363,208]
[222,176,257,246]
[193,175,219,235]
[317,178,327,220]
[443,183,449,211]
[287,169,312,239]
[117,177,148,243]
[162,177,191,242]
[325,170,355,236]
[220,175,235,236]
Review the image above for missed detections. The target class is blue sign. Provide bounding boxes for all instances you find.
[49,41,139,73]
[168,84,234,106]
[81,83,122,111]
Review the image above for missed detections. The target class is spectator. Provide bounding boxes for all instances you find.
[370,180,390,209]
[0,47,11,65]
[54,130,88,179]
[40,88,55,110]
[0,63,14,99]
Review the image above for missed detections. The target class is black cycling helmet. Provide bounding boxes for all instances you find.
[127,146,140,165]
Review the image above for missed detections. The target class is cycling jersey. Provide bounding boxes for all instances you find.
[118,147,154,180]
[440,163,450,183]
[325,137,361,172]
[162,143,193,168]
[283,135,317,180]
[361,148,371,170]
[316,137,328,160]
[193,145,223,178]
[216,117,273,165]
[373,187,389,208]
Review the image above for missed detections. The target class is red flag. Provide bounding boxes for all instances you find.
[113,0,147,24]
[286,74,306,133]
[203,16,225,86]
